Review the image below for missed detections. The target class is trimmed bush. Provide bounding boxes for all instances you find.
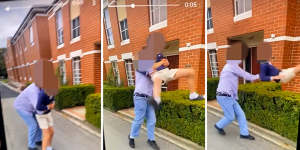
[239,82,300,141]
[207,78,219,100]
[85,93,101,128]
[55,84,95,110]
[156,90,205,146]
[103,86,135,111]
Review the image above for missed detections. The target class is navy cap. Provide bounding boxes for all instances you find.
[156,53,165,61]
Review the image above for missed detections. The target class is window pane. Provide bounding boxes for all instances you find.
[245,0,252,11]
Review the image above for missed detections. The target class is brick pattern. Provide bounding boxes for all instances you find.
[207,0,300,92]
[103,0,205,94]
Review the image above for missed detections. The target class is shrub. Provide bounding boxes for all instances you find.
[85,93,101,128]
[207,78,219,100]
[55,84,95,110]
[103,86,135,111]
[238,82,300,141]
[156,90,205,146]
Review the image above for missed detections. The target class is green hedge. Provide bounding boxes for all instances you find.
[55,84,95,110]
[156,90,205,146]
[85,93,101,128]
[207,78,219,100]
[238,82,300,142]
[103,86,135,111]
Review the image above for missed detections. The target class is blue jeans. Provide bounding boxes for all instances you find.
[216,96,249,136]
[130,96,156,141]
[16,109,42,148]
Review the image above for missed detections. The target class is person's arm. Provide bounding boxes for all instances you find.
[152,59,165,70]
[260,63,271,81]
[232,65,259,81]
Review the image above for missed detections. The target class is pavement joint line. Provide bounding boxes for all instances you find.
[0,81,101,138]
[208,104,296,150]
[106,109,204,150]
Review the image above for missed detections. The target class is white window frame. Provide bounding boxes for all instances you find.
[72,57,81,85]
[149,0,167,32]
[124,59,135,86]
[56,9,64,46]
[209,49,219,77]
[71,16,80,40]
[59,60,67,84]
[119,18,129,42]
[111,61,121,85]
[234,0,252,22]
[104,7,115,47]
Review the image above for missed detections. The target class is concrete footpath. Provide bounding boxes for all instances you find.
[207,100,296,150]
[104,109,203,150]
[0,82,100,150]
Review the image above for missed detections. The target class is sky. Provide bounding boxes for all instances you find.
[0,0,54,48]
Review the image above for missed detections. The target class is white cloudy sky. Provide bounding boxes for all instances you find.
[0,0,54,48]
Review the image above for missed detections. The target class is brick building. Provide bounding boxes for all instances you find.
[207,0,300,92]
[48,0,101,92]
[103,0,205,94]
[4,6,51,84]
[4,0,101,92]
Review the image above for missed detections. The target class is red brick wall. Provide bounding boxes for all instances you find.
[207,0,300,92]
[103,0,205,94]
[48,0,101,92]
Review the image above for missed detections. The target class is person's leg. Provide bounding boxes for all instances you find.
[41,128,51,150]
[232,101,249,136]
[145,102,156,141]
[130,96,147,138]
[173,68,196,93]
[152,76,163,104]
[33,114,42,144]
[46,127,54,150]
[216,96,235,129]
[294,64,300,73]
[16,110,39,148]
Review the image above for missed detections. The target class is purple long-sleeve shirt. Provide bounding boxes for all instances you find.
[134,71,153,97]
[217,60,259,100]
[14,83,40,114]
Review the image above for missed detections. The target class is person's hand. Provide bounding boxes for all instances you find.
[162,59,169,66]
[47,103,55,110]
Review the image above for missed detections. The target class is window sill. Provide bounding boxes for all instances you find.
[70,36,81,44]
[149,20,167,32]
[57,43,65,49]
[108,44,115,49]
[234,10,252,22]
[207,28,214,34]
[121,39,130,46]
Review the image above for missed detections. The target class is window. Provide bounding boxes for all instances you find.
[111,61,121,85]
[29,26,34,45]
[207,8,213,30]
[56,9,64,45]
[72,57,81,85]
[104,8,114,46]
[209,49,219,77]
[116,0,129,42]
[59,60,67,84]
[149,0,167,26]
[124,59,135,86]
[119,19,129,41]
[71,17,80,39]
[70,0,80,39]
[234,0,252,16]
